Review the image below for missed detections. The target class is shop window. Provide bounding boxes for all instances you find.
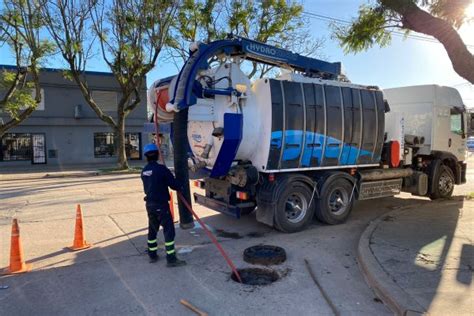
[94,132,141,159]
[1,133,32,161]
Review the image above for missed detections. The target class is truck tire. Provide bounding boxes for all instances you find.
[274,180,315,233]
[315,177,354,225]
[430,164,455,200]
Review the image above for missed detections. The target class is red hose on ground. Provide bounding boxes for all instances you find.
[152,95,243,283]
[177,192,243,283]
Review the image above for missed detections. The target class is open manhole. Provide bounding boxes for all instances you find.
[243,245,287,265]
[231,268,279,285]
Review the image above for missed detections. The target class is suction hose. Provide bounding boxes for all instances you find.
[172,107,195,228]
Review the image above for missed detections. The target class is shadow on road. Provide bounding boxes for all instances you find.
[0,194,470,314]
[369,195,472,312]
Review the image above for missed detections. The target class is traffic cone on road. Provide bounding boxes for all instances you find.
[69,204,91,251]
[4,219,31,274]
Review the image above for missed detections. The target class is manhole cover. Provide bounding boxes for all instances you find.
[231,268,279,285]
[243,245,287,265]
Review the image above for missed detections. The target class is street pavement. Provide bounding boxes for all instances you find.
[361,197,473,315]
[0,158,473,315]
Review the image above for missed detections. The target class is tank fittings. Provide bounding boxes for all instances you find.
[405,134,425,146]
[201,144,212,159]
[212,127,224,138]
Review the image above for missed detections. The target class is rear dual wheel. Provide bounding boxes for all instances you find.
[315,177,354,225]
[274,180,315,233]
[273,175,355,233]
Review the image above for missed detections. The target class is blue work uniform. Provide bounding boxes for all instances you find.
[141,161,181,262]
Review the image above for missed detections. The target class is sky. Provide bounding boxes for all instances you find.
[298,0,474,106]
[1,0,473,107]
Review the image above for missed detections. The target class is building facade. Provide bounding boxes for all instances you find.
[0,67,147,167]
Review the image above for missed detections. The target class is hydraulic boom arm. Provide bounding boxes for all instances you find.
[168,36,342,111]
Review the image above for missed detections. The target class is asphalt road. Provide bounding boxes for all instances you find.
[1,159,473,315]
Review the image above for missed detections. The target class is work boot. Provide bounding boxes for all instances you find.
[148,252,159,263]
[166,257,187,267]
[179,221,195,230]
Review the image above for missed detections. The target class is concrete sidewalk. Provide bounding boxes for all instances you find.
[0,160,174,181]
[358,197,473,315]
[1,173,393,315]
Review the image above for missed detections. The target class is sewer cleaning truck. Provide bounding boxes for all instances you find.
[149,36,468,233]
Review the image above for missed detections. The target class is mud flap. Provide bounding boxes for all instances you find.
[427,159,442,196]
[255,201,275,227]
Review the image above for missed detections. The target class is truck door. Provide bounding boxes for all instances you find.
[449,107,466,161]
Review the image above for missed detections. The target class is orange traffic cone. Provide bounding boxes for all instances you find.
[69,204,91,251]
[4,219,31,274]
[169,191,175,221]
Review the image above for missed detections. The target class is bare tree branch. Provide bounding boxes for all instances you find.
[42,0,178,168]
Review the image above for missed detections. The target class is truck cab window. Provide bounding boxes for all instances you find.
[450,111,463,135]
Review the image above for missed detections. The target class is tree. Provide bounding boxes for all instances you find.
[0,0,53,137]
[166,0,324,79]
[41,0,178,169]
[334,0,474,84]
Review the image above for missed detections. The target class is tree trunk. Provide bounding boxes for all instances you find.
[0,106,36,138]
[386,1,474,84]
[116,114,129,170]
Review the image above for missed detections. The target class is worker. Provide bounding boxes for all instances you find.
[141,143,186,267]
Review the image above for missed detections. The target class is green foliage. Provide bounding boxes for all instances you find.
[168,0,321,78]
[0,70,36,119]
[335,5,393,53]
[335,0,472,53]
[426,0,473,28]
[0,0,51,130]
[173,0,305,43]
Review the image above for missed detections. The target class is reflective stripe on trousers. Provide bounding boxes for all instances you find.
[148,239,158,252]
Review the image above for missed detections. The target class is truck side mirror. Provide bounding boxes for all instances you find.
[470,113,474,130]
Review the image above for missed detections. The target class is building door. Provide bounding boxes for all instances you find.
[32,134,46,164]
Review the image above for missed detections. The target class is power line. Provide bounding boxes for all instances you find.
[302,11,474,49]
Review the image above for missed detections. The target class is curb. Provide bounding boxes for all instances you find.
[44,171,101,178]
[357,209,426,316]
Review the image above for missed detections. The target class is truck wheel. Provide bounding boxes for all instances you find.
[430,164,455,200]
[274,180,315,233]
[315,178,354,225]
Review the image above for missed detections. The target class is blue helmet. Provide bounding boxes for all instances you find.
[143,143,159,155]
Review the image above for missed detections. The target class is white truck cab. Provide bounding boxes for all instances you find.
[384,85,467,200]
[384,85,467,162]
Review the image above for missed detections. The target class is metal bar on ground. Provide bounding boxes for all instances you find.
[180,299,208,316]
[304,258,339,316]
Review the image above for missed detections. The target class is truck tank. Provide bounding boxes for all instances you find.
[182,65,387,174]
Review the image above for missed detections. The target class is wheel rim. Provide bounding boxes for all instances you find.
[328,188,349,216]
[285,192,308,223]
[438,172,454,196]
